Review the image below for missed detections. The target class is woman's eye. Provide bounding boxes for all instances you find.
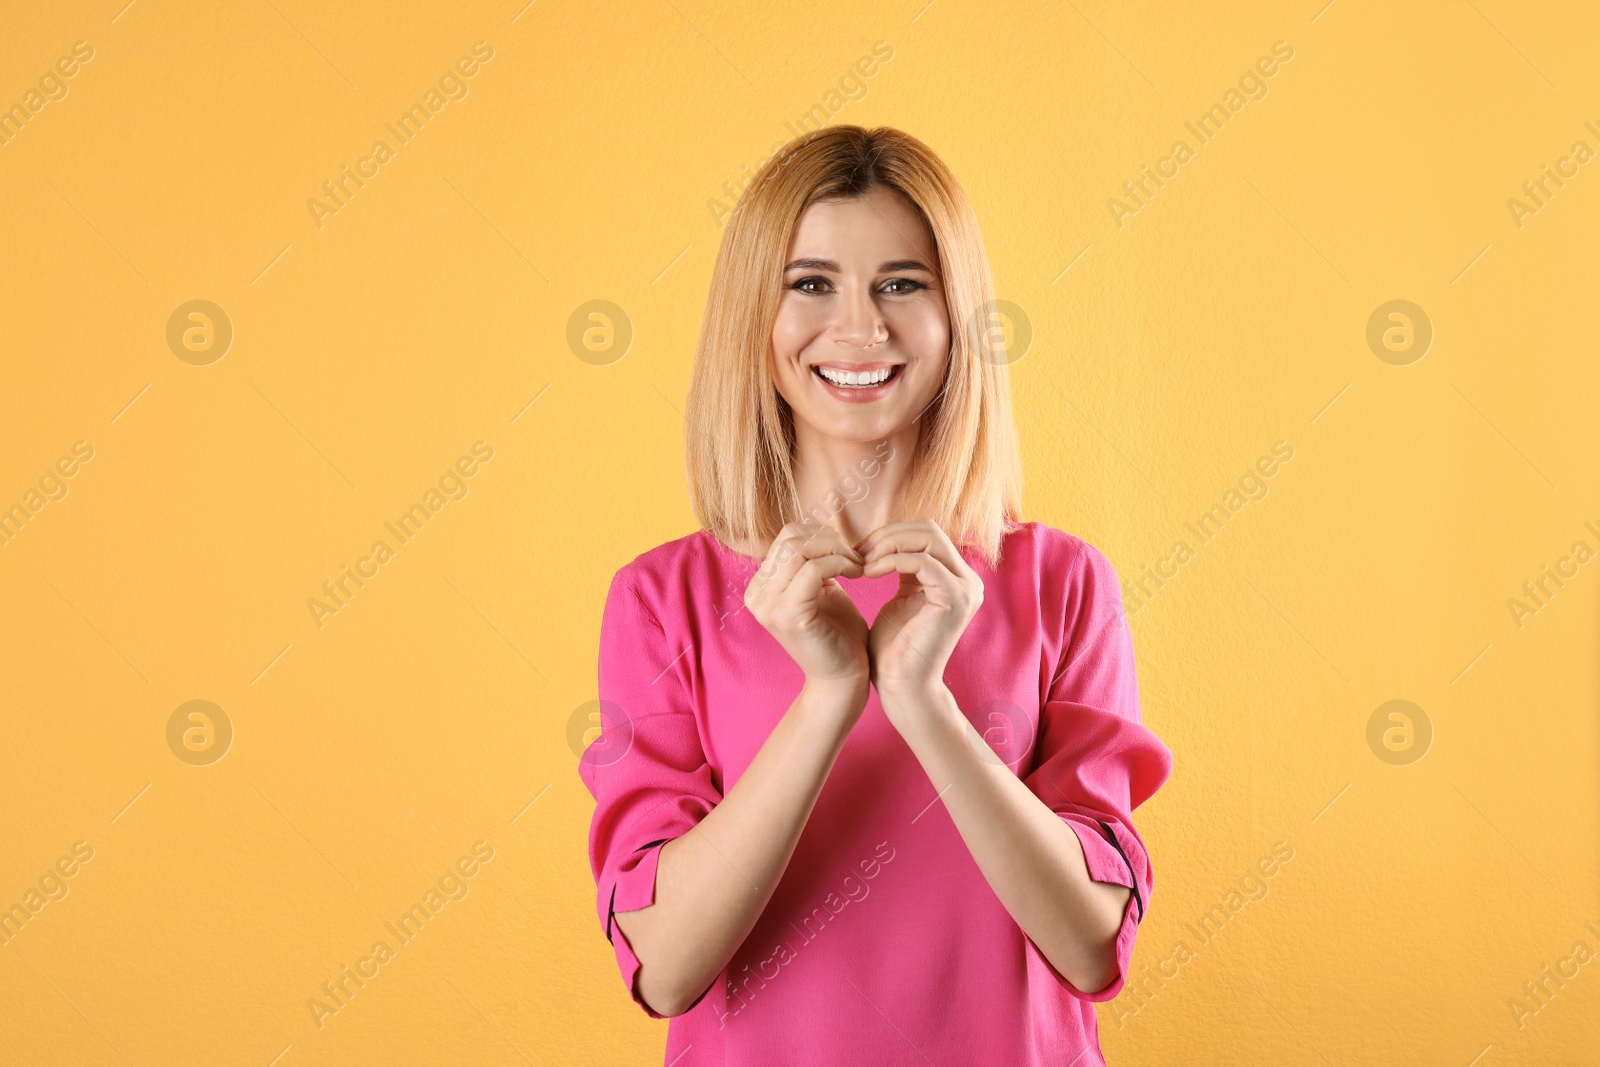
[788,276,927,295]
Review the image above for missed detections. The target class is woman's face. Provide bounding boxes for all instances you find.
[770,187,950,445]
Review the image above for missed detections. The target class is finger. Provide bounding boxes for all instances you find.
[805,524,866,564]
[758,534,864,601]
[762,522,817,571]
[757,526,862,589]
[860,550,961,602]
[768,524,864,569]
[786,553,866,608]
[861,522,968,577]
[853,520,921,558]
[766,522,830,559]
[858,521,948,560]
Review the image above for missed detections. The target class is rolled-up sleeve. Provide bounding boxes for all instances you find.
[578,568,724,1018]
[1020,538,1173,1002]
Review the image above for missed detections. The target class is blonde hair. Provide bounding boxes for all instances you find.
[683,125,1024,568]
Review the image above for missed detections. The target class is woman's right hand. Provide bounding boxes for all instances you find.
[744,522,871,696]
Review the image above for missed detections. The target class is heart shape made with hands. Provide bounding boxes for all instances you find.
[848,519,986,697]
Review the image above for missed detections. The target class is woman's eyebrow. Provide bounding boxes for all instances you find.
[783,257,937,273]
[783,257,838,271]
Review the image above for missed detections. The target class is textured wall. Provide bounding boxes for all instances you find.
[2,2,1596,1065]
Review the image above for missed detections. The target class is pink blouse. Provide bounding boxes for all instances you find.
[579,520,1173,1065]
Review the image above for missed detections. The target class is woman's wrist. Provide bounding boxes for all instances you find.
[797,675,870,723]
[875,680,966,744]
[802,674,869,701]
[875,679,953,714]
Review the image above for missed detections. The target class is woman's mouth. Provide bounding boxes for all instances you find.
[810,362,904,403]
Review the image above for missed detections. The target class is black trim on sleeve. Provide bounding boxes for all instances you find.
[605,839,674,944]
[1095,819,1144,922]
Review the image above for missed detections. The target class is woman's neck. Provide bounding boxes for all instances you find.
[790,419,921,549]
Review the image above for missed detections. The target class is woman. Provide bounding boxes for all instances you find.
[579,125,1173,1066]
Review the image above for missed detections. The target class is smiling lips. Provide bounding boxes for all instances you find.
[810,360,905,401]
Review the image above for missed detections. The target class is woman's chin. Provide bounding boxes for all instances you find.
[807,414,908,443]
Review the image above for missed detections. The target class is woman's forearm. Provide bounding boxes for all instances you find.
[885,683,1131,994]
[614,680,864,1017]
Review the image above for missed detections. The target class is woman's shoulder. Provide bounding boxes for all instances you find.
[606,528,734,607]
[1003,520,1130,618]
[1001,519,1115,578]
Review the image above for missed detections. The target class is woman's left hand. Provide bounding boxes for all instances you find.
[856,520,985,725]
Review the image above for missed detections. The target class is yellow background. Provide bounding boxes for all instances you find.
[2,1,1597,1064]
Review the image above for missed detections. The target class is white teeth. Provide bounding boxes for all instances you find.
[816,366,895,387]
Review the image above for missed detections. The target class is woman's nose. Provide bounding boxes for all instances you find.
[833,284,888,348]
